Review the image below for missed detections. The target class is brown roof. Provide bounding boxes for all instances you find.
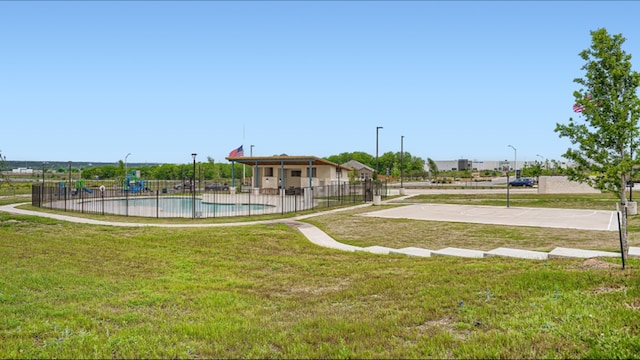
[225,155,352,171]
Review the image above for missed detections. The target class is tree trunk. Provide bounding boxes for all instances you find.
[620,179,630,263]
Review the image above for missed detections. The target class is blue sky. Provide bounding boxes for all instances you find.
[2,1,640,165]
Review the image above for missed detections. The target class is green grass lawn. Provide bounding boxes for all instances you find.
[1,194,640,358]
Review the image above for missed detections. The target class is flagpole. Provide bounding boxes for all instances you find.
[242,125,246,187]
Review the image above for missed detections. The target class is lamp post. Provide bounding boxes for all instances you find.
[192,153,197,219]
[400,135,404,190]
[376,126,383,176]
[124,152,131,184]
[41,162,47,207]
[536,154,545,177]
[250,145,254,156]
[508,145,517,178]
[67,161,72,209]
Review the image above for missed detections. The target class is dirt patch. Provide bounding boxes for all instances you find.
[576,258,619,269]
[0,219,25,226]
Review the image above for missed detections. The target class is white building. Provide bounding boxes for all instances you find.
[12,167,33,174]
[427,159,570,173]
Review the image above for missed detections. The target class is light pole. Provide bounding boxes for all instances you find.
[192,153,197,219]
[125,152,131,183]
[536,154,544,170]
[67,161,72,207]
[376,126,383,176]
[250,145,254,156]
[400,135,404,189]
[41,162,47,207]
[508,145,517,178]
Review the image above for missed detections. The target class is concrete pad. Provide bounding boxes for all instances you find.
[359,204,617,231]
[432,247,485,258]
[357,246,397,255]
[629,247,640,257]
[390,247,433,257]
[548,247,620,259]
[485,247,548,260]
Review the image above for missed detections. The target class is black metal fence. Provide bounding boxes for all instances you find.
[32,179,387,218]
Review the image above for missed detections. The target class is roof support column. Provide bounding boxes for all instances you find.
[281,161,285,190]
[231,161,235,187]
[254,161,259,188]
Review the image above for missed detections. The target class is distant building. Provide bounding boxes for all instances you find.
[12,167,33,174]
[426,159,571,173]
[342,160,374,180]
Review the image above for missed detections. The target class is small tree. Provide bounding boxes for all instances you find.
[555,28,640,263]
[427,158,439,182]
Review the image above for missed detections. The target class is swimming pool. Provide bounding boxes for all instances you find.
[84,196,276,218]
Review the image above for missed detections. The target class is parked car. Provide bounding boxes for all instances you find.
[205,183,229,191]
[509,178,535,187]
[174,182,193,190]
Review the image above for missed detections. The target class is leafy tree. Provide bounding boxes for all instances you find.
[207,156,221,180]
[555,28,640,262]
[427,158,439,182]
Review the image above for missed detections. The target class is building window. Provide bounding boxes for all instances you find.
[291,170,301,177]
[265,167,274,177]
[307,167,317,177]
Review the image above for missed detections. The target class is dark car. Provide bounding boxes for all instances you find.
[205,183,229,191]
[509,178,535,187]
[174,182,193,190]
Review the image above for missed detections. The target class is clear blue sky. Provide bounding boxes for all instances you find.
[2,1,640,165]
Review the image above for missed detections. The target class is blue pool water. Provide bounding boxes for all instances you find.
[104,197,272,213]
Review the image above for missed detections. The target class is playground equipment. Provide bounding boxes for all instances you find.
[123,170,149,193]
[72,179,92,195]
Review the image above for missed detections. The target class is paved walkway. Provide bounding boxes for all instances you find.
[2,195,638,261]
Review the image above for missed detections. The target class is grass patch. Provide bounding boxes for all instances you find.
[1,212,639,358]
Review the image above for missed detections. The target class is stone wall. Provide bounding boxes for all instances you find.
[537,176,601,194]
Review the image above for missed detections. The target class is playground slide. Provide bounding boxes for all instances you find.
[83,188,93,194]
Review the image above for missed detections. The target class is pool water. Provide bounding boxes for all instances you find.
[96,196,274,217]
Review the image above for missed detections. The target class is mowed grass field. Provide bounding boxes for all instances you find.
[1,193,640,358]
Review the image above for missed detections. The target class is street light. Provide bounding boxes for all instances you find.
[508,145,517,178]
[400,135,404,189]
[536,154,544,169]
[41,161,47,207]
[376,126,383,176]
[125,153,131,179]
[192,153,197,219]
[250,145,255,156]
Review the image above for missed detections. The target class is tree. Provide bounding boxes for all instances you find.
[427,158,439,182]
[555,28,640,263]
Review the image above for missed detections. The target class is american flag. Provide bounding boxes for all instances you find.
[573,93,592,113]
[573,103,584,113]
[228,145,244,157]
